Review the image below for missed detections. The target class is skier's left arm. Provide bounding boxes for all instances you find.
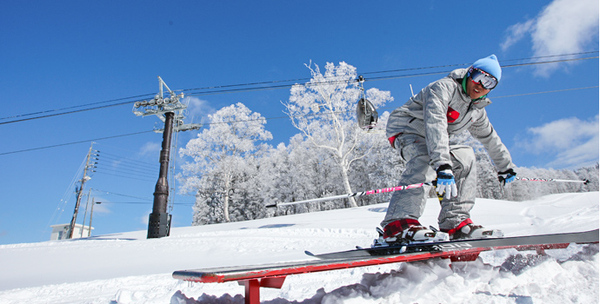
[468,110,516,183]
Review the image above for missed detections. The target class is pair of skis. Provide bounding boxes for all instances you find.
[172,228,598,304]
[306,229,599,261]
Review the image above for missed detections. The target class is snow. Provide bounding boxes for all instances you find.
[0,192,598,304]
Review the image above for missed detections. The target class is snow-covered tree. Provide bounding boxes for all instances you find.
[450,131,504,199]
[178,103,272,223]
[283,62,393,207]
[254,134,344,214]
[347,111,406,206]
[502,165,598,201]
[448,131,599,201]
[576,164,599,192]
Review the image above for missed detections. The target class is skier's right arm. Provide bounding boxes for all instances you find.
[422,81,454,171]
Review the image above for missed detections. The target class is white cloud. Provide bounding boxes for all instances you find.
[501,0,599,76]
[184,96,214,125]
[139,142,161,156]
[547,132,599,168]
[517,116,599,168]
[90,199,112,214]
[501,20,534,51]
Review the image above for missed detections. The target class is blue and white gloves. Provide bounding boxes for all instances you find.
[498,169,517,185]
[436,164,458,200]
[436,165,516,199]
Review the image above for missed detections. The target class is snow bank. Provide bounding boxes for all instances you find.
[0,192,597,304]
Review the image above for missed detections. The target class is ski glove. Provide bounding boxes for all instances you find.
[436,164,458,200]
[498,169,516,185]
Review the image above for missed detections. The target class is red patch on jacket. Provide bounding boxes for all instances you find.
[447,107,460,123]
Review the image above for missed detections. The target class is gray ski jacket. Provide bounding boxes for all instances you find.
[386,68,514,172]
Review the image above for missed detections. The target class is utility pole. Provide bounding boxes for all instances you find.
[67,143,99,239]
[133,76,201,238]
[80,189,92,238]
[88,199,100,237]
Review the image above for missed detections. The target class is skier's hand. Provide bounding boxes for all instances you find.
[498,169,516,185]
[436,164,458,200]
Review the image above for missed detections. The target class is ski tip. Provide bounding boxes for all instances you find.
[304,250,316,257]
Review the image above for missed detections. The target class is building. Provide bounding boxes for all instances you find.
[50,224,94,240]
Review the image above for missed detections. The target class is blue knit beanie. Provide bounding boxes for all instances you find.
[472,54,502,81]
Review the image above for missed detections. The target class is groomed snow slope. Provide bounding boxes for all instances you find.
[0,192,598,304]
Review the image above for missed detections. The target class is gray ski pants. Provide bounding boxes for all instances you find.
[382,134,478,231]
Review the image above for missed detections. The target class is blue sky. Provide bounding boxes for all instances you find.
[1,1,598,245]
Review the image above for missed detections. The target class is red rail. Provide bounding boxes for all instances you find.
[173,247,490,304]
[173,231,596,304]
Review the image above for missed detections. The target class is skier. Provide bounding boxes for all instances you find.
[383,54,516,244]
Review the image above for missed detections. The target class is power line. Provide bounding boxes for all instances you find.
[1,82,598,157]
[1,52,596,125]
[100,151,156,166]
[91,189,194,205]
[0,54,597,156]
[178,51,599,94]
[363,55,599,82]
[0,98,149,125]
[97,201,194,206]
[165,84,600,127]
[1,84,597,157]
[100,153,157,172]
[90,148,159,182]
[92,188,152,201]
[503,56,599,68]
[0,92,155,121]
[95,169,156,182]
[359,51,600,77]
[0,130,154,156]
[494,86,600,99]
[181,53,599,96]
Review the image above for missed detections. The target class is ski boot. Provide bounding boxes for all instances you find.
[445,219,503,240]
[373,219,449,247]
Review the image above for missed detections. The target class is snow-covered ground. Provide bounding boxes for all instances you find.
[0,192,598,304]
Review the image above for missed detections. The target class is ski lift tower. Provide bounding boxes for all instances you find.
[133,77,201,238]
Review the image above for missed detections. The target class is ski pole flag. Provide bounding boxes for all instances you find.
[266,182,433,208]
[516,177,590,185]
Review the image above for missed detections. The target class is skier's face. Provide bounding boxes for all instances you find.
[466,78,490,100]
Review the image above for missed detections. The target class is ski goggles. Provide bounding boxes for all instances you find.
[468,67,498,90]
